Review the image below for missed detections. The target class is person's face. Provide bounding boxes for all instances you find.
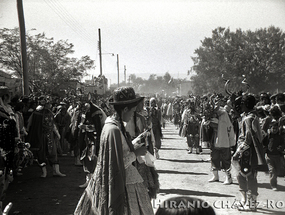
[270,124,279,134]
[122,106,137,122]
[3,94,11,104]
[150,100,156,107]
[136,100,144,112]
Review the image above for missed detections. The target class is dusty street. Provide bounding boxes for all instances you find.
[3,121,285,215]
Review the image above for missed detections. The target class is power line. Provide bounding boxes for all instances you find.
[51,0,95,41]
[43,0,95,47]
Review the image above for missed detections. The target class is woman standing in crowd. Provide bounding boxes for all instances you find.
[74,86,154,215]
[125,98,160,199]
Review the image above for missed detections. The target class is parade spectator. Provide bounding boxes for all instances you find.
[233,94,267,211]
[126,98,160,199]
[69,101,83,165]
[26,95,66,178]
[172,99,181,129]
[262,120,285,191]
[149,97,163,159]
[54,102,70,155]
[155,196,216,215]
[74,86,153,215]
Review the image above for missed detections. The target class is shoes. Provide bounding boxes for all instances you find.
[187,148,192,154]
[272,187,277,191]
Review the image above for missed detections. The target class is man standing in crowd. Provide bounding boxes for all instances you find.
[233,94,267,212]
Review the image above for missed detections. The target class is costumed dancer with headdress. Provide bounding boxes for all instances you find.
[74,86,154,215]
[232,94,268,212]
[208,98,236,185]
[26,95,66,178]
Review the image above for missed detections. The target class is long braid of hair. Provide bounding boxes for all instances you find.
[114,107,135,152]
[134,111,140,137]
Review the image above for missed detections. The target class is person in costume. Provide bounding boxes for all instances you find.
[77,102,106,188]
[26,95,66,178]
[0,86,17,213]
[181,98,201,154]
[74,86,154,215]
[207,99,236,185]
[232,94,267,212]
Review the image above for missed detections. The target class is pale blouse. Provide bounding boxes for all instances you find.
[121,127,144,185]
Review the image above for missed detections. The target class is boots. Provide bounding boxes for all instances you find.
[247,194,257,212]
[236,191,247,210]
[237,192,257,212]
[188,147,193,154]
[53,164,66,177]
[79,173,91,188]
[223,170,232,185]
[41,166,47,178]
[208,170,219,182]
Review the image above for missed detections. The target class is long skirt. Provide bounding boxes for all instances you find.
[125,183,154,215]
[74,180,154,215]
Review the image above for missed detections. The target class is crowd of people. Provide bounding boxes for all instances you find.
[168,90,285,212]
[0,84,285,214]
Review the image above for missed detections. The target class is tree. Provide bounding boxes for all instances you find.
[191,26,285,94]
[0,27,95,93]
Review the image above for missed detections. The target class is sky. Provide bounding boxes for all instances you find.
[1,0,285,86]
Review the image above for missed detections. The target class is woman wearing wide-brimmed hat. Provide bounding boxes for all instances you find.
[74,86,154,215]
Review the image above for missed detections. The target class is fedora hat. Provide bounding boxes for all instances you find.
[109,86,144,105]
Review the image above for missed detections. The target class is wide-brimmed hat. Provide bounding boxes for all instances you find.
[0,86,10,97]
[109,86,144,105]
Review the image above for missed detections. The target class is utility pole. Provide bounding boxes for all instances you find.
[17,0,29,95]
[98,29,106,94]
[124,65,126,84]
[98,29,102,76]
[117,54,119,87]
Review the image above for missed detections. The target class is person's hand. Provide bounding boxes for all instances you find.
[134,145,147,157]
[232,151,240,160]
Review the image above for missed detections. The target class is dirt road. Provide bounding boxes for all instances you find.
[3,121,285,215]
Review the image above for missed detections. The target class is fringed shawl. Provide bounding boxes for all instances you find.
[80,117,127,215]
